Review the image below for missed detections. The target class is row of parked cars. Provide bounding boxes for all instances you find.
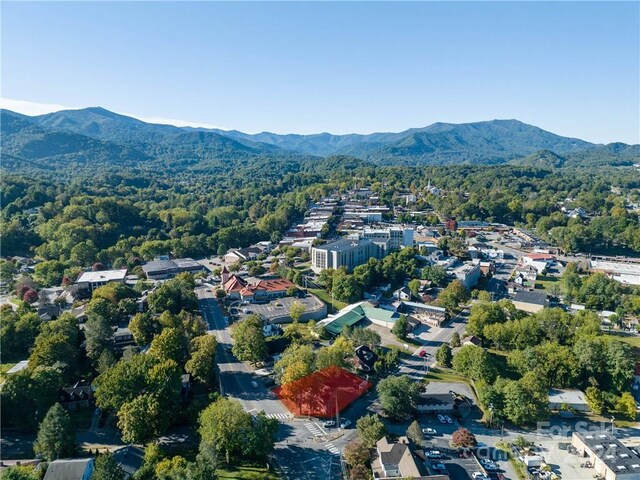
[322,419,352,429]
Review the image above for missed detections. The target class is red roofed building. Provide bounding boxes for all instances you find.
[223,275,295,303]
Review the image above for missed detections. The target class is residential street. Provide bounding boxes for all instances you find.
[195,287,349,479]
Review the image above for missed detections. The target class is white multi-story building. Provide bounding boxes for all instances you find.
[362,227,413,253]
[311,237,383,273]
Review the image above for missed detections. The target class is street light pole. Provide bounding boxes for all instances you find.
[611,416,615,435]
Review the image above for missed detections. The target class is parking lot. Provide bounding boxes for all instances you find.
[235,294,326,323]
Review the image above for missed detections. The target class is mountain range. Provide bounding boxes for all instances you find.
[2,107,638,171]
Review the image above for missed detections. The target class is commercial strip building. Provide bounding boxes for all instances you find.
[397,301,449,327]
[316,301,402,335]
[75,269,127,292]
[548,388,589,412]
[590,259,640,286]
[316,299,449,335]
[571,432,640,480]
[141,257,205,280]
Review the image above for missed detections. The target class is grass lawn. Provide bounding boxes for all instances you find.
[534,275,560,291]
[308,288,347,312]
[604,333,640,360]
[604,333,640,348]
[216,465,280,480]
[0,362,17,382]
[423,367,470,384]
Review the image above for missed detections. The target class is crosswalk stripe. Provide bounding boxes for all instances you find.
[265,412,290,419]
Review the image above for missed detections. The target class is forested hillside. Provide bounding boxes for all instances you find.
[4,107,639,168]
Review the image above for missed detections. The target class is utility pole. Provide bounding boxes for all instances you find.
[611,416,615,435]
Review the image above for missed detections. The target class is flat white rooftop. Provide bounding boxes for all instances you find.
[76,269,127,284]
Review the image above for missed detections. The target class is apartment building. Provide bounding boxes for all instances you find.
[311,237,383,273]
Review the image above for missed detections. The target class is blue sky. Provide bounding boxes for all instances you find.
[2,1,638,143]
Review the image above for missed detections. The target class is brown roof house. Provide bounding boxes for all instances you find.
[372,436,437,480]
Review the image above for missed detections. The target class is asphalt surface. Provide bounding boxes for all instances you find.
[399,307,470,378]
[195,287,352,479]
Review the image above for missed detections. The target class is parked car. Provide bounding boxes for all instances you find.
[472,473,489,480]
[322,420,336,428]
[437,414,446,423]
[431,463,446,471]
[422,427,437,435]
[340,419,352,429]
[426,450,442,459]
[444,415,453,424]
[250,381,258,388]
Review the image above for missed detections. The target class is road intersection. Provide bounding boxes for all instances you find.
[195,287,349,479]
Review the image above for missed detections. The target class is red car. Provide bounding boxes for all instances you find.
[418,350,428,357]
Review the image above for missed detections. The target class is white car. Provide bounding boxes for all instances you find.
[322,420,336,428]
[422,427,437,435]
[437,414,446,423]
[444,415,453,424]
[426,450,442,459]
[472,473,489,480]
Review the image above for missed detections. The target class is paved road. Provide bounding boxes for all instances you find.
[196,287,289,418]
[399,307,470,378]
[196,287,349,479]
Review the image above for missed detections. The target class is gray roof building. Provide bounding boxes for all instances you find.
[43,458,94,480]
[142,258,204,280]
[572,432,640,479]
[112,445,145,479]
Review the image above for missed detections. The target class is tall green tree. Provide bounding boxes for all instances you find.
[33,404,75,461]
[199,398,252,464]
[92,452,126,480]
[185,335,217,386]
[376,375,419,421]
[391,315,409,340]
[118,393,167,444]
[436,343,453,367]
[356,414,386,449]
[452,345,497,383]
[232,315,267,365]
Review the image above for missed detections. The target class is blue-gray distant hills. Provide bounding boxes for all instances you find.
[2,107,638,169]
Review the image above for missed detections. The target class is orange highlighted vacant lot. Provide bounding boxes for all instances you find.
[274,365,372,418]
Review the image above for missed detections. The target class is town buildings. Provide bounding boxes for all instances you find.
[371,437,438,480]
[311,237,383,273]
[141,258,204,280]
[453,263,481,290]
[75,269,127,292]
[512,290,549,313]
[571,432,640,480]
[311,227,414,273]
